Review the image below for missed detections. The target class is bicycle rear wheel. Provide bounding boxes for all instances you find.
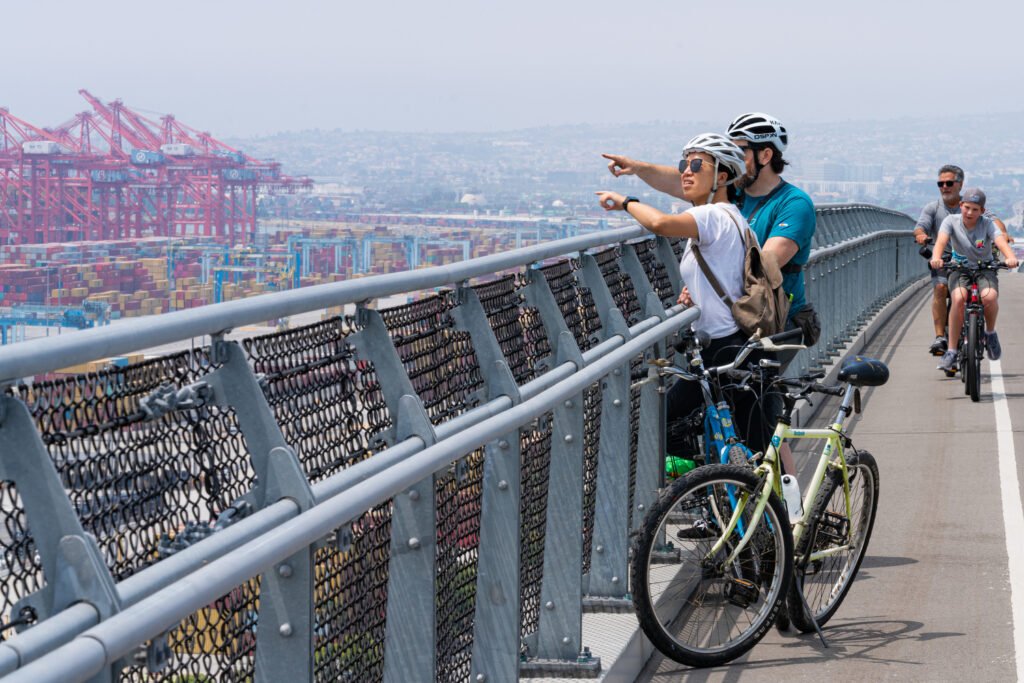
[967,312,981,402]
[631,464,793,667]
[788,450,879,632]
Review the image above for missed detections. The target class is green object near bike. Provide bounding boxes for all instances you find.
[665,455,696,479]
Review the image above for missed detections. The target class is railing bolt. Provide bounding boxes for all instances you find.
[612,368,621,376]
[476,675,486,683]
[562,637,571,645]
[279,623,293,638]
[637,504,645,512]
[564,434,573,443]
[408,489,420,501]
[545,601,554,610]
[612,399,622,407]
[277,564,293,579]
[564,399,574,408]
[498,439,509,449]
[497,480,508,490]
[611,576,620,585]
[595,545,604,554]
[408,537,421,550]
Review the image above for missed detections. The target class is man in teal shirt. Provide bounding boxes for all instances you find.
[725,112,816,323]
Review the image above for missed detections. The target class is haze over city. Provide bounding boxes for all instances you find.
[3,0,1022,135]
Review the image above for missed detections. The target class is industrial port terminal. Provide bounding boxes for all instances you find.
[0,91,598,365]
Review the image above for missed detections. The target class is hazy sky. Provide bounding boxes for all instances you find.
[3,0,1022,138]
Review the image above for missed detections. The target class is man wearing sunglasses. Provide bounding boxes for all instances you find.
[914,165,1011,356]
[724,113,816,349]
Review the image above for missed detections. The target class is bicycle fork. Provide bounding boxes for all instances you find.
[703,466,778,569]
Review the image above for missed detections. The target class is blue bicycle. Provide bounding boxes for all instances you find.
[662,327,804,478]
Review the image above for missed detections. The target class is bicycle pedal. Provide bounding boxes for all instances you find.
[817,511,850,545]
[944,368,957,378]
[724,577,759,608]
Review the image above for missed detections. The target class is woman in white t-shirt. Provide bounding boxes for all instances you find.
[596,133,763,447]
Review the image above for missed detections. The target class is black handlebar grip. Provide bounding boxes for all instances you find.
[766,327,804,344]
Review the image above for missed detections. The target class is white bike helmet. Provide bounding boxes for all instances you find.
[681,133,746,204]
[725,112,789,152]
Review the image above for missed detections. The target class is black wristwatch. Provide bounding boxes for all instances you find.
[622,196,640,212]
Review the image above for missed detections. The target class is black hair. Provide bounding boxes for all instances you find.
[938,165,964,183]
[752,143,789,174]
[727,183,742,203]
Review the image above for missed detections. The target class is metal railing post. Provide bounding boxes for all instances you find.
[577,254,632,603]
[0,396,123,683]
[618,246,667,534]
[203,339,317,683]
[350,308,439,683]
[451,285,524,683]
[520,268,598,675]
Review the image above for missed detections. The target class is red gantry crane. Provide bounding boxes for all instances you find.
[0,91,310,246]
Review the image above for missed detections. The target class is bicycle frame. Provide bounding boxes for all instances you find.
[707,383,858,567]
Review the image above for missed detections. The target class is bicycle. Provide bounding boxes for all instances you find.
[630,333,887,667]
[941,260,1009,402]
[660,328,784,480]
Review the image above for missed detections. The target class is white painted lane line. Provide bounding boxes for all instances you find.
[990,359,1024,680]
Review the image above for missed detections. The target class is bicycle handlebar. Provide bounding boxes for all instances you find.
[941,260,1010,272]
[775,375,844,397]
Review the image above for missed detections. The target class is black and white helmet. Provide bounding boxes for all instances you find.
[681,133,747,184]
[726,112,789,152]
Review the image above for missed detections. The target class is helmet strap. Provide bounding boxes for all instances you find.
[706,159,720,205]
[751,144,766,180]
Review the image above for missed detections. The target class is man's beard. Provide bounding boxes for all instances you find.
[736,172,756,191]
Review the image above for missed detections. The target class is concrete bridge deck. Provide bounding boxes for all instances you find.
[549,273,1024,682]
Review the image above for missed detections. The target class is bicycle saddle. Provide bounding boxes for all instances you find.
[838,356,889,387]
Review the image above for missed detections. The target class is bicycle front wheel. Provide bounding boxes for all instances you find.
[967,312,981,402]
[788,450,879,632]
[631,464,793,667]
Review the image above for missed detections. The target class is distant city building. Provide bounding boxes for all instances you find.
[802,180,882,200]
[460,193,487,206]
[802,160,883,183]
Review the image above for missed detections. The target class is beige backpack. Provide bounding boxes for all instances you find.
[690,207,790,338]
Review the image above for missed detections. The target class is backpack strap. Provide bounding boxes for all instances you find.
[690,241,733,307]
[689,205,746,308]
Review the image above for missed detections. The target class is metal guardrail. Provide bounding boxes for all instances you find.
[0,205,921,683]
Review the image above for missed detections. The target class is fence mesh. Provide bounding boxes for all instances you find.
[377,293,486,682]
[6,351,262,681]
[243,316,393,682]
[0,227,748,680]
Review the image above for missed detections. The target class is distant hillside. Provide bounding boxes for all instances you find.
[227,112,1024,180]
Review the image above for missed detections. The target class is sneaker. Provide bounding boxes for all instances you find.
[986,331,1002,361]
[676,519,716,540]
[929,335,948,355]
[937,349,957,372]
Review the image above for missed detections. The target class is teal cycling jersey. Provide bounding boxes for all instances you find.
[738,180,816,319]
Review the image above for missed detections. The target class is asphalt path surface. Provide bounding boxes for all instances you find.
[636,273,1024,682]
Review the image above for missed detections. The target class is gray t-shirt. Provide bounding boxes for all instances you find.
[916,198,998,239]
[938,214,1001,265]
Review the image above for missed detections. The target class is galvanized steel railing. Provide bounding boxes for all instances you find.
[0,204,921,683]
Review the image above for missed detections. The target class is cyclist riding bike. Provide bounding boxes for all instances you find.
[930,188,1018,372]
[915,165,1012,355]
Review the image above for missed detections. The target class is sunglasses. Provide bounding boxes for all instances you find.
[937,180,959,188]
[678,158,706,174]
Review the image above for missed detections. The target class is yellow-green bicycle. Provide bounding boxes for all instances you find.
[630,334,887,667]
